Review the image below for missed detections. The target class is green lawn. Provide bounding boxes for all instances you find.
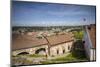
[28,54,46,57]
[41,53,88,64]
[51,53,76,61]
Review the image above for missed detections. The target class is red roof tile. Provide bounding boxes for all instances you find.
[12,33,74,50]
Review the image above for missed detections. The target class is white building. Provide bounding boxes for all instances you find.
[83,24,96,61]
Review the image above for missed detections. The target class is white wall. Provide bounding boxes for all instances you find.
[83,27,96,61]
[83,30,91,59]
[90,49,96,61]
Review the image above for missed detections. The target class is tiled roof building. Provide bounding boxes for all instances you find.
[12,33,74,56]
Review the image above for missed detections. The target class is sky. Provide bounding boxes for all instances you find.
[12,1,96,26]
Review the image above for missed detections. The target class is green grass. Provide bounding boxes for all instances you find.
[41,53,88,64]
[51,53,78,61]
[12,53,88,65]
[28,54,46,57]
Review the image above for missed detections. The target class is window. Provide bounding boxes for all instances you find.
[88,26,91,30]
[68,45,70,50]
[83,41,85,44]
[63,49,65,54]
[57,49,59,54]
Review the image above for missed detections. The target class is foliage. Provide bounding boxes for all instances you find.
[73,30,84,40]
[71,40,87,60]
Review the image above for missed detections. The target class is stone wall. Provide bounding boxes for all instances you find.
[12,45,48,56]
[50,41,73,56]
[12,41,73,57]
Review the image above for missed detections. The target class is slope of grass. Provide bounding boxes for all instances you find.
[28,54,45,57]
[41,53,88,64]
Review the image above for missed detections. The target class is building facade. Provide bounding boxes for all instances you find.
[83,24,96,61]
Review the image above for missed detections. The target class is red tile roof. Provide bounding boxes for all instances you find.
[46,34,73,46]
[12,35,48,50]
[12,33,74,50]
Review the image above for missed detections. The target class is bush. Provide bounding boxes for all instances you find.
[73,31,84,40]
